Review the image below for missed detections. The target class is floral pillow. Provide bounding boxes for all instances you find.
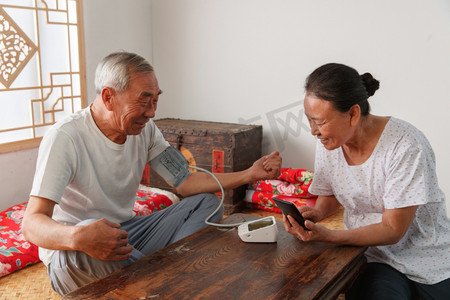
[0,202,40,277]
[133,186,179,216]
[245,168,317,213]
[0,187,178,278]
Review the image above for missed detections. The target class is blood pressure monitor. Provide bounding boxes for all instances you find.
[238,216,278,243]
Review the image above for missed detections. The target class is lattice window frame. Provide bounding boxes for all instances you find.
[0,0,86,153]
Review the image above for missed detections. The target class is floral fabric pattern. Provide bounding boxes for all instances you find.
[244,190,316,213]
[133,190,175,216]
[250,179,316,198]
[0,203,40,277]
[278,168,314,185]
[245,168,317,213]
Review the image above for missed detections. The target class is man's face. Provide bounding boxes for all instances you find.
[111,72,161,136]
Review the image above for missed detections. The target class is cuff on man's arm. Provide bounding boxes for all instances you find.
[149,146,191,188]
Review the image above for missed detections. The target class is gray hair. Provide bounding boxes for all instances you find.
[94,52,154,94]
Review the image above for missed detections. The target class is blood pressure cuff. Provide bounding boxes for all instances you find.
[149,146,191,188]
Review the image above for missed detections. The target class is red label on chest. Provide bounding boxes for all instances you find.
[212,150,224,198]
[212,150,224,173]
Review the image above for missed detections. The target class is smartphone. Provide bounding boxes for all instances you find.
[272,198,310,231]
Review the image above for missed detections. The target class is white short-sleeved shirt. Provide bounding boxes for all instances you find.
[30,106,170,265]
[309,117,450,284]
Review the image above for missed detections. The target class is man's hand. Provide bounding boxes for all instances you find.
[74,219,133,261]
[23,196,134,261]
[249,151,282,181]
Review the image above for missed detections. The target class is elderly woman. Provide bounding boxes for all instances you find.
[283,63,450,300]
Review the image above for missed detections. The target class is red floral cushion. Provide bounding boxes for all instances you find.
[245,190,316,213]
[245,168,317,213]
[0,203,40,277]
[250,179,316,198]
[133,189,177,216]
[0,188,176,278]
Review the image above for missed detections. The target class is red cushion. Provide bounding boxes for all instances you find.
[133,189,175,216]
[0,202,40,277]
[246,191,316,213]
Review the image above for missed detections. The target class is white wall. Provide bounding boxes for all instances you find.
[2,0,449,215]
[0,0,153,210]
[83,0,153,103]
[0,148,39,210]
[151,0,450,213]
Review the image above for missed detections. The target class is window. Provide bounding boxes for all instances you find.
[0,0,86,153]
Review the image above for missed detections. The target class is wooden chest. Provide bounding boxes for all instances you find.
[141,118,262,215]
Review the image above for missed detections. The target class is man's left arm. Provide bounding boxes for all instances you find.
[176,151,282,197]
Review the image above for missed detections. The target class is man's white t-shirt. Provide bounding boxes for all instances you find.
[30,107,170,265]
[309,117,450,284]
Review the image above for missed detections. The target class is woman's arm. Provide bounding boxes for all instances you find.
[285,205,418,246]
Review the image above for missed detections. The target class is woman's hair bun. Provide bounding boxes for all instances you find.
[360,73,380,97]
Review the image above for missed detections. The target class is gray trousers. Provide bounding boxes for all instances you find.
[47,193,223,295]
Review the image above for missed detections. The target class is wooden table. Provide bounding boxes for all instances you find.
[64,213,366,300]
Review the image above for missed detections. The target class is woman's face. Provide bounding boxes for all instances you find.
[304,92,356,150]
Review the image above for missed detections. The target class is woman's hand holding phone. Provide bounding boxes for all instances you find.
[272,198,310,231]
[274,197,336,243]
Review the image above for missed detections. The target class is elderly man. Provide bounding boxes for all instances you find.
[23,52,281,295]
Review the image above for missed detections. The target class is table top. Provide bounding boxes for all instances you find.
[64,213,366,300]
